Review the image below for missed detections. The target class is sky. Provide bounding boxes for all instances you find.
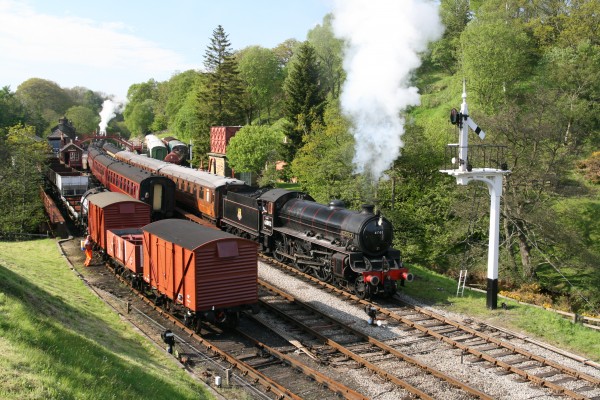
[0,0,333,101]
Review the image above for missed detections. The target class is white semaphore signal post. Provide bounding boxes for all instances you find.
[440,82,510,309]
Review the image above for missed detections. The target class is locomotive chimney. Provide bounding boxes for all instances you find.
[361,204,375,214]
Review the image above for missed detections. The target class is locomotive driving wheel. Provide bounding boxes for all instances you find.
[293,241,310,273]
[314,263,333,282]
[273,235,286,262]
[354,275,369,299]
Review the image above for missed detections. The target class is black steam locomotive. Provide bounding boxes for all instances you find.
[221,188,411,299]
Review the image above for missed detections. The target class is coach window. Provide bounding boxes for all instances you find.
[199,187,204,200]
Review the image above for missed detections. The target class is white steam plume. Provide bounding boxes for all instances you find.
[98,99,122,135]
[332,0,444,182]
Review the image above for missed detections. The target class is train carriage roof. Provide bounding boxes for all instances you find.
[158,164,247,189]
[104,145,247,189]
[114,150,170,171]
[109,161,161,184]
[87,191,146,208]
[142,219,249,250]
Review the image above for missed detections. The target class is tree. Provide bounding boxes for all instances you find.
[460,19,535,112]
[123,79,160,135]
[125,99,155,135]
[15,78,75,135]
[430,0,471,73]
[0,86,28,135]
[65,87,104,112]
[273,39,301,69]
[0,125,49,236]
[65,106,100,134]
[283,41,326,161]
[226,125,284,176]
[291,99,356,205]
[171,87,212,167]
[165,70,203,131]
[307,14,345,98]
[203,25,245,126]
[237,46,284,124]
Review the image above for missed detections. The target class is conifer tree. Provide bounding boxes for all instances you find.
[203,25,244,125]
[283,42,326,162]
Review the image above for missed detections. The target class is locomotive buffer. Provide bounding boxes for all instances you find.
[440,81,510,310]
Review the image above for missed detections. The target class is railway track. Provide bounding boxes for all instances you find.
[58,237,369,399]
[258,279,493,399]
[260,255,600,399]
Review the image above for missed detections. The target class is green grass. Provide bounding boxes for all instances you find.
[402,264,600,362]
[0,239,213,400]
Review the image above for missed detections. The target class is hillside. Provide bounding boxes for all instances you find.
[0,239,212,400]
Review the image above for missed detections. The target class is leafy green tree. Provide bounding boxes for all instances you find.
[15,78,75,135]
[65,87,104,112]
[65,106,100,134]
[273,39,301,69]
[171,87,212,167]
[165,70,203,132]
[291,99,356,204]
[0,125,49,236]
[283,41,326,161]
[125,99,155,135]
[430,0,471,73]
[123,79,160,135]
[307,14,344,98]
[460,19,535,112]
[203,25,245,125]
[0,86,28,135]
[226,125,284,176]
[237,46,284,124]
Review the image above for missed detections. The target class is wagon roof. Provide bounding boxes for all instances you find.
[87,191,146,208]
[142,219,243,249]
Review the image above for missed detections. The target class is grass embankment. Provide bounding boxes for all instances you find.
[403,264,600,362]
[0,239,212,400]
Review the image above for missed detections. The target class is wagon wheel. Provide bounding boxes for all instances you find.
[183,313,193,329]
[314,263,333,282]
[273,235,286,262]
[194,318,202,334]
[224,312,240,328]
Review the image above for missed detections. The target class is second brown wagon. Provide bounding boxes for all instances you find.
[142,219,259,330]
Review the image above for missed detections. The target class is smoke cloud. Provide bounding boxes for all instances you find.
[332,0,444,182]
[98,99,122,135]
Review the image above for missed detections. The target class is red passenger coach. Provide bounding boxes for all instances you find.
[142,219,258,329]
[86,192,151,251]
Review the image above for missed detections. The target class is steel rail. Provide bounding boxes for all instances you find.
[235,319,369,400]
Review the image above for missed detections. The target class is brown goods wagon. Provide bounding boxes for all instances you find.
[106,228,144,274]
[142,219,258,312]
[87,192,151,250]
